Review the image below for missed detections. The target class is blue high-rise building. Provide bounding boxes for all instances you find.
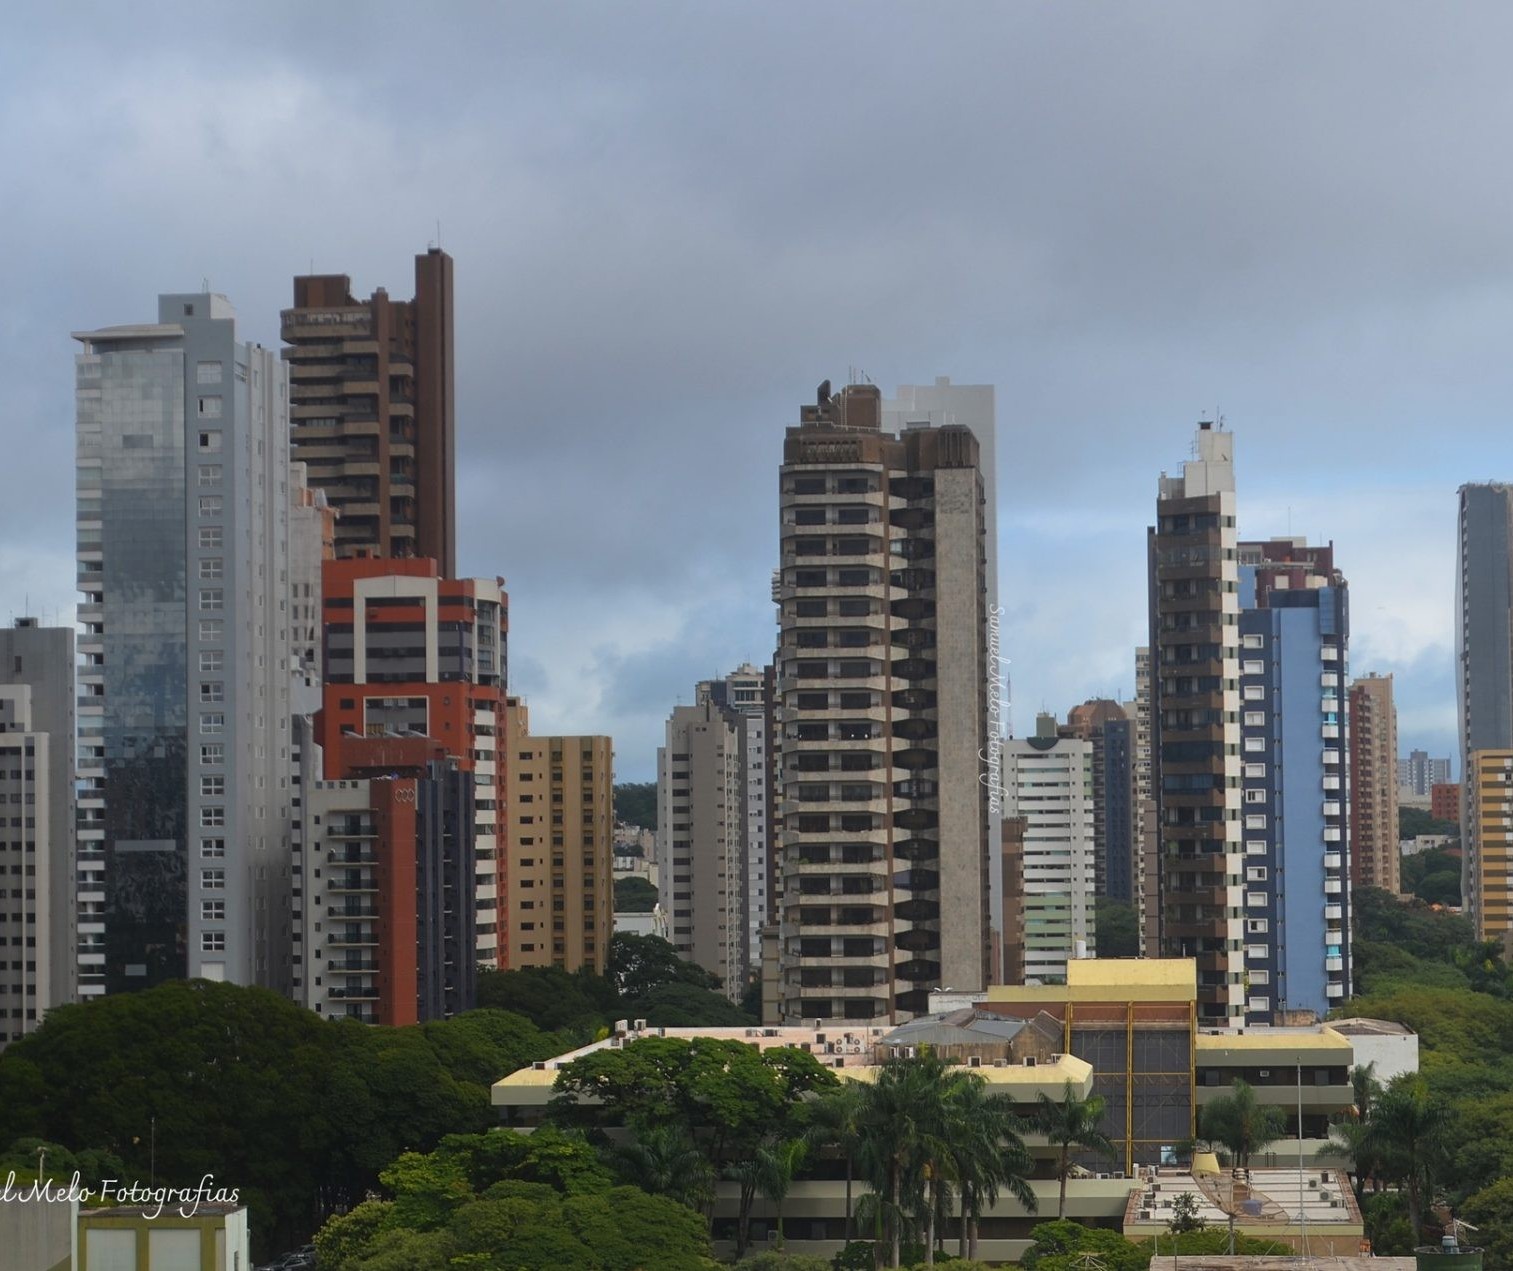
[1237,538,1350,1023]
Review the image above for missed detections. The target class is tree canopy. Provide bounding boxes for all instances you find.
[0,983,571,1259]
[612,782,658,830]
[313,1128,712,1270]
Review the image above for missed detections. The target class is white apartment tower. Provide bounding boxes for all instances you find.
[0,619,75,1045]
[75,293,297,995]
[1003,718,1096,984]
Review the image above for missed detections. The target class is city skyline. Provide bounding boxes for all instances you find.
[4,5,1505,780]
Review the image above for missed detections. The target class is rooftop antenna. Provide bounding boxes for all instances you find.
[202,276,211,294]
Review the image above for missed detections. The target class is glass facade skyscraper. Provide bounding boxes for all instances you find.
[75,294,295,995]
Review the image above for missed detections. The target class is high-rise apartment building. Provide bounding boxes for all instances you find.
[315,558,507,971]
[1129,647,1158,952]
[1466,750,1513,941]
[1149,422,1243,1021]
[1398,749,1451,798]
[776,381,991,1022]
[1000,816,1027,984]
[0,620,74,1044]
[1102,714,1137,906]
[1349,674,1400,894]
[75,294,296,995]
[1003,716,1096,984]
[658,665,772,997]
[295,736,475,1025]
[1432,782,1461,822]
[882,380,1004,951]
[1237,537,1351,1020]
[1061,699,1130,899]
[503,699,613,973]
[281,250,456,572]
[1458,482,1513,926]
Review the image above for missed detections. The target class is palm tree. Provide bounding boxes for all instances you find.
[1351,1062,1382,1120]
[945,1077,1037,1261]
[1320,1064,1384,1203]
[1361,1077,1450,1244]
[754,1136,809,1250]
[1199,1079,1287,1172]
[1036,1079,1114,1218]
[611,1123,714,1213]
[856,1054,946,1267]
[804,1081,866,1243]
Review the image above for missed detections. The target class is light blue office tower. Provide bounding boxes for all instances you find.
[1237,538,1350,1023]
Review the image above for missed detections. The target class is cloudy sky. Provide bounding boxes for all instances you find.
[4,3,1507,778]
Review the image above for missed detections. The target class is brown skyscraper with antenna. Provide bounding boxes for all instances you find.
[281,248,456,573]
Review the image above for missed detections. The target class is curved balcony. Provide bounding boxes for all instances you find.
[895,926,942,953]
[891,747,939,772]
[894,897,940,923]
[893,837,939,863]
[896,957,942,983]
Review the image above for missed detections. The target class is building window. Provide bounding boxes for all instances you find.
[199,650,224,673]
[196,361,223,385]
[200,744,224,766]
[200,838,226,858]
[198,430,222,453]
[197,397,223,419]
[201,900,225,920]
[1244,789,1267,804]
[201,931,225,952]
[201,869,225,890]
[200,775,225,797]
[198,558,224,581]
[197,464,222,486]
[199,681,224,704]
[200,807,225,828]
[200,713,224,735]
[199,589,224,612]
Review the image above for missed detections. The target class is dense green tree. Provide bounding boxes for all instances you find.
[613,781,658,829]
[613,875,659,912]
[550,1034,836,1197]
[1035,1079,1114,1219]
[1399,806,1457,840]
[419,1008,566,1087]
[608,931,721,998]
[1094,898,1140,957]
[1463,1177,1513,1271]
[623,979,756,1027]
[315,1130,711,1270]
[1022,1218,1295,1271]
[1198,1079,1287,1171]
[474,964,618,1033]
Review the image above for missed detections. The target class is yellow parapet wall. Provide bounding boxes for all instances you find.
[985,957,1198,1004]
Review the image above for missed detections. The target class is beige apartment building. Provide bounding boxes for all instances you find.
[659,666,772,999]
[1348,673,1400,894]
[504,699,614,973]
[1467,749,1513,941]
